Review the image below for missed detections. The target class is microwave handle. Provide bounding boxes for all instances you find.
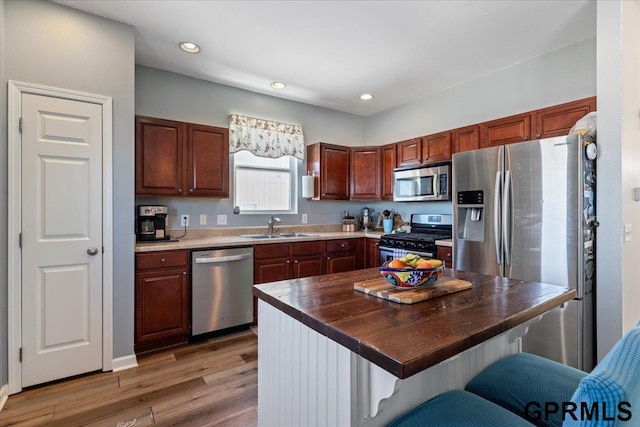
[433,173,439,196]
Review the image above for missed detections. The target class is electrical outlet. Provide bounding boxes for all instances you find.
[302,213,308,224]
[200,214,207,225]
[181,214,189,227]
[217,214,227,225]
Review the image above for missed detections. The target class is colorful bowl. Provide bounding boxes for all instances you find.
[379,261,445,289]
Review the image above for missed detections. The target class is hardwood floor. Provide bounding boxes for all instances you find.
[0,330,258,426]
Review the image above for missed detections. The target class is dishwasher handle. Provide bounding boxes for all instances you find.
[194,253,253,264]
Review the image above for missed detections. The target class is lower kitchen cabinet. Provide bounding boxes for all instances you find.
[135,250,190,353]
[253,241,326,324]
[326,238,364,274]
[436,245,453,268]
[365,238,381,268]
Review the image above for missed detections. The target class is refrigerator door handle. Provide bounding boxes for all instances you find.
[494,171,502,265]
[502,170,512,266]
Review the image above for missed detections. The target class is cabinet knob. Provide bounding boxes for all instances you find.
[160,258,166,262]
[294,259,298,263]
[178,188,183,193]
[286,259,290,264]
[523,136,528,141]
[536,133,541,138]
[189,188,194,193]
[340,243,346,248]
[327,256,331,260]
[182,271,187,275]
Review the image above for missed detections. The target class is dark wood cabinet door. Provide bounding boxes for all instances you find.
[396,138,422,167]
[480,113,531,148]
[350,147,381,200]
[135,116,185,196]
[381,143,396,200]
[187,124,229,197]
[293,254,325,278]
[422,131,451,163]
[452,125,480,153]
[365,238,381,268]
[254,258,292,284]
[436,246,453,268]
[532,97,596,139]
[321,144,350,200]
[326,253,357,274]
[135,268,189,348]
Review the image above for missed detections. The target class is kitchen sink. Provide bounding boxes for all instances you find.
[239,233,318,239]
[239,234,285,239]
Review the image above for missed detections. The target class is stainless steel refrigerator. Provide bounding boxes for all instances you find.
[452,134,596,371]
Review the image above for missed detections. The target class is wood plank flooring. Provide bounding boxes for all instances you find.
[0,330,258,427]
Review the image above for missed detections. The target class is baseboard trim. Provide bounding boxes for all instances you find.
[111,354,138,372]
[0,384,8,412]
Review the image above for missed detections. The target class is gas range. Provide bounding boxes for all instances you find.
[379,214,452,257]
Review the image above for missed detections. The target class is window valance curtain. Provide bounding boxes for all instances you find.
[229,114,305,160]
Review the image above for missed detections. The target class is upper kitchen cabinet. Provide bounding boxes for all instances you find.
[135,116,229,197]
[350,146,382,200]
[532,96,596,140]
[307,142,350,200]
[422,131,452,163]
[381,143,397,201]
[396,138,422,167]
[452,125,480,153]
[136,116,184,196]
[480,112,531,148]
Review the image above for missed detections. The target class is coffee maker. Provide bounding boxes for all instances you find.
[136,205,169,242]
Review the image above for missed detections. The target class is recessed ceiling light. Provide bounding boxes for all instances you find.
[179,42,200,53]
[360,93,374,100]
[270,82,286,90]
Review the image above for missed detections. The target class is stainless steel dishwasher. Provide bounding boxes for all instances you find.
[191,247,254,335]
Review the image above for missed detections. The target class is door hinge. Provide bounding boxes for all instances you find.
[19,347,22,362]
[19,232,22,248]
[19,117,23,133]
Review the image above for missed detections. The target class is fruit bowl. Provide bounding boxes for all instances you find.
[379,259,445,289]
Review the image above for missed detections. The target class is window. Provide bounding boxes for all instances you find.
[233,151,298,214]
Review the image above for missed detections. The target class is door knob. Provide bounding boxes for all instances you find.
[87,247,99,256]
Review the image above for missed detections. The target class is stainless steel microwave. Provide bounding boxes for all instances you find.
[393,163,451,202]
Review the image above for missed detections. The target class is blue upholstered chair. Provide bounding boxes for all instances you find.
[388,322,640,427]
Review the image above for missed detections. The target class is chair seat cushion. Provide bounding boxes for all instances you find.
[387,389,535,427]
[465,353,587,427]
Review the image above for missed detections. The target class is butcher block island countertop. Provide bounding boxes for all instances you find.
[253,267,575,379]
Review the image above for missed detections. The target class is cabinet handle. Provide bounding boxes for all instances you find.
[160,258,166,262]
[536,133,541,138]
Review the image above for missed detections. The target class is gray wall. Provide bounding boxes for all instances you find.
[2,0,136,379]
[365,37,596,144]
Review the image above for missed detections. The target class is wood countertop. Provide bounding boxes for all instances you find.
[253,268,575,379]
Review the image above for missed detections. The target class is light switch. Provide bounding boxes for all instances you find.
[624,224,632,242]
[217,214,227,225]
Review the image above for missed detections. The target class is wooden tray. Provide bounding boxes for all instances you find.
[354,276,472,304]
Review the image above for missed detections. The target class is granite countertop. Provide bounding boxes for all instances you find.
[435,239,453,247]
[135,225,385,252]
[253,268,575,379]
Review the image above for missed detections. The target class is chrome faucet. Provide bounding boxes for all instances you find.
[267,215,281,235]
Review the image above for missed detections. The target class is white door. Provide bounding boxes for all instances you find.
[21,93,103,387]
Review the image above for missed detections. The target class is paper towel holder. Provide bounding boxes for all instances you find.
[302,171,316,199]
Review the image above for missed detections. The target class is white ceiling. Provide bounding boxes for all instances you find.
[53,0,596,117]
